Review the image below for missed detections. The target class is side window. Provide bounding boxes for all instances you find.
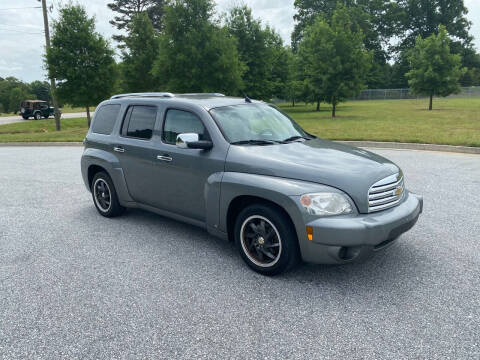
[122,105,157,140]
[91,104,121,135]
[163,109,209,144]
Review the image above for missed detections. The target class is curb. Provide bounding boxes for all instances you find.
[0,140,478,154]
[337,141,480,154]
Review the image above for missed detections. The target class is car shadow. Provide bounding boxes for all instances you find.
[76,205,425,297]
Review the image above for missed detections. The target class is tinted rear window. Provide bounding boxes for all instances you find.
[91,104,121,135]
[123,105,157,140]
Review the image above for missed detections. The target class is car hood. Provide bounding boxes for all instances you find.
[225,138,400,213]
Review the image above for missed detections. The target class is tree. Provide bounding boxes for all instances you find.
[292,0,401,90]
[47,5,117,126]
[406,26,466,110]
[108,0,166,46]
[226,6,288,100]
[28,81,51,102]
[0,77,34,113]
[121,12,159,92]
[394,0,472,54]
[152,0,244,94]
[9,88,35,114]
[298,7,371,117]
[283,51,305,107]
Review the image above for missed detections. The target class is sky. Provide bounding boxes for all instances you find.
[1,0,480,83]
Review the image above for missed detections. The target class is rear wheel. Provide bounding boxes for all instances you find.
[234,203,299,275]
[43,115,49,119]
[91,171,125,217]
[22,115,28,120]
[34,112,42,120]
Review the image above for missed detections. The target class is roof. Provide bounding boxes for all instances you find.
[23,100,47,103]
[107,93,261,110]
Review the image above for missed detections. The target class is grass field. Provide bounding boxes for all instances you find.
[0,117,87,142]
[0,98,479,146]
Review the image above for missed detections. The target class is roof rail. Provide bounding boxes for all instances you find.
[180,93,226,97]
[110,92,175,99]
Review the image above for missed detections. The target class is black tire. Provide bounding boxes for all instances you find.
[234,203,299,276]
[44,115,49,119]
[34,112,42,120]
[22,115,28,120]
[91,171,125,217]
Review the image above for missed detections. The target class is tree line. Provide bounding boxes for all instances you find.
[0,78,51,114]
[2,0,474,120]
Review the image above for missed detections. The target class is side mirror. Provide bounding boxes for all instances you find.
[176,133,213,150]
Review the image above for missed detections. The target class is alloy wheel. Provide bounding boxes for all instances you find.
[240,215,282,267]
[93,178,111,213]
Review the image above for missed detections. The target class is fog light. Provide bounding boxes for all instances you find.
[306,226,313,241]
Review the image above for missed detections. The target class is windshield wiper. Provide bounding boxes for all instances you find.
[282,135,310,142]
[230,139,280,146]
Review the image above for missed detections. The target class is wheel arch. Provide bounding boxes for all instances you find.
[87,164,108,190]
[81,148,133,203]
[219,173,310,244]
[226,195,297,243]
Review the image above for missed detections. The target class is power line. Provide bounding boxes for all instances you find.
[0,32,43,35]
[0,23,43,30]
[0,7,41,11]
[0,27,43,34]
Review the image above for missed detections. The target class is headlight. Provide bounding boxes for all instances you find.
[300,192,353,216]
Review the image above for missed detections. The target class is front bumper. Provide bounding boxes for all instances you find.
[297,192,423,264]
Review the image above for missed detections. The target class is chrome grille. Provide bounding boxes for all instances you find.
[368,173,404,213]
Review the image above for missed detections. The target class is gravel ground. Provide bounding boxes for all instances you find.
[0,147,479,359]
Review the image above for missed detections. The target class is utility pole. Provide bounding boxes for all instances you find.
[40,0,61,131]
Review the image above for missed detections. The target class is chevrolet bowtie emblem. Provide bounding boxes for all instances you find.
[394,187,403,196]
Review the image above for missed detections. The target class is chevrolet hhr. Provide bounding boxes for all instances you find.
[81,93,423,275]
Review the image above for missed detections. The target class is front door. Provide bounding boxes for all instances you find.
[149,108,225,222]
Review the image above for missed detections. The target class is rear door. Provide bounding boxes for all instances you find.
[114,104,160,205]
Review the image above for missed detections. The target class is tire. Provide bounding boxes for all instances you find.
[44,115,49,119]
[22,115,28,120]
[34,112,42,120]
[234,203,299,275]
[91,171,125,217]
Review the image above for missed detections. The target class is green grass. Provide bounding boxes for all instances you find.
[279,97,480,147]
[0,117,88,142]
[60,105,96,113]
[0,98,479,146]
[0,112,16,117]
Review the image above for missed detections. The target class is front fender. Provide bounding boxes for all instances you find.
[218,172,339,246]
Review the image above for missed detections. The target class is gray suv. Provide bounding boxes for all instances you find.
[81,93,423,275]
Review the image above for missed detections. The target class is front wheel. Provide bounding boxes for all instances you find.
[34,112,42,120]
[234,203,299,275]
[91,171,125,217]
[22,115,28,120]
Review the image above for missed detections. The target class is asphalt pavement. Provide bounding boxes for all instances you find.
[0,147,479,359]
[0,112,88,126]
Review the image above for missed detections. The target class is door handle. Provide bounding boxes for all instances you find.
[157,154,172,162]
[113,146,125,153]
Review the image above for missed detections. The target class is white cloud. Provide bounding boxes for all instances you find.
[0,0,479,82]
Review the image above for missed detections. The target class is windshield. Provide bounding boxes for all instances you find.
[210,103,311,144]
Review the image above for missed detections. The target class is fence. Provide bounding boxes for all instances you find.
[352,86,480,100]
